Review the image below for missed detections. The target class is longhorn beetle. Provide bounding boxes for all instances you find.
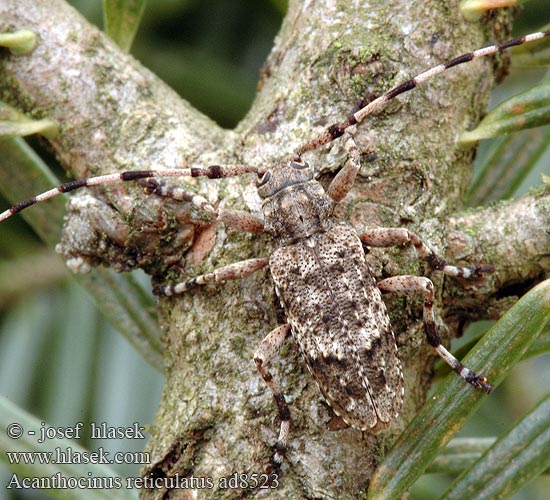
[2,29,549,471]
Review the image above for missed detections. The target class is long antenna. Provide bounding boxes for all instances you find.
[2,31,549,222]
[295,30,550,156]
[0,165,259,222]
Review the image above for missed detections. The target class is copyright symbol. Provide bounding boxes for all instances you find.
[7,423,23,439]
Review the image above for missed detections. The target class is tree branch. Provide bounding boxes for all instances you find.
[446,191,550,319]
[1,0,549,499]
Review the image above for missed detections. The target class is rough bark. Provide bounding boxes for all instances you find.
[1,0,549,499]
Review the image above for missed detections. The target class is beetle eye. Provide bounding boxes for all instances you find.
[290,160,308,170]
[257,171,271,186]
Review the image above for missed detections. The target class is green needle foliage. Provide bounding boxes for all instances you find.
[460,81,550,144]
[102,0,145,52]
[368,280,550,500]
[440,395,550,500]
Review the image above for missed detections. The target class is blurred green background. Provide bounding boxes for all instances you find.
[0,1,549,499]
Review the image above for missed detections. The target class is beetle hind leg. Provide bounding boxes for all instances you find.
[253,324,292,472]
[377,275,492,393]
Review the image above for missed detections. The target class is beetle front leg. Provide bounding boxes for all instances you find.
[326,133,362,202]
[377,275,492,393]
